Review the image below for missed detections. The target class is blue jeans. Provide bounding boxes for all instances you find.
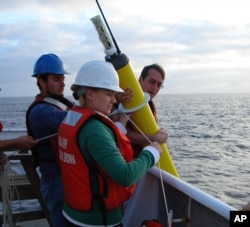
[40,175,65,227]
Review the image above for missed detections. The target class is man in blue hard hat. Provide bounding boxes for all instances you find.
[26,53,73,227]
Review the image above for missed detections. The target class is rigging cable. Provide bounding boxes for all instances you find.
[120,111,172,227]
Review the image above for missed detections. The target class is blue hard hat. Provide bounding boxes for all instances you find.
[31,53,69,77]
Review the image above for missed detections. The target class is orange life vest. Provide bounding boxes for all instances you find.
[58,107,135,211]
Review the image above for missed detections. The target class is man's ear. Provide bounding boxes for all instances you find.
[38,77,46,89]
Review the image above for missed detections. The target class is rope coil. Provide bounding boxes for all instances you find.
[0,159,19,227]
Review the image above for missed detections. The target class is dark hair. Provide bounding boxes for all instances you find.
[140,64,165,80]
[36,74,49,90]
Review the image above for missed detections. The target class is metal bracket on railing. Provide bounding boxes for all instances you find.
[168,209,191,226]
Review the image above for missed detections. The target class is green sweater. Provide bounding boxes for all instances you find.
[63,117,155,226]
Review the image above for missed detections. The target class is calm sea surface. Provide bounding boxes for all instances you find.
[0,93,250,210]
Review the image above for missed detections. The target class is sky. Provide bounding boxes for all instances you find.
[0,0,250,97]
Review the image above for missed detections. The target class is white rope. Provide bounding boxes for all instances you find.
[36,133,58,142]
[0,160,18,227]
[0,132,58,226]
[3,133,59,160]
[121,112,151,144]
[156,162,172,227]
[121,111,172,227]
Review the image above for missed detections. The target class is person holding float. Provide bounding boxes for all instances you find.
[58,60,162,227]
[91,14,178,177]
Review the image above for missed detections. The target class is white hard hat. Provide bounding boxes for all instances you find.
[71,60,123,93]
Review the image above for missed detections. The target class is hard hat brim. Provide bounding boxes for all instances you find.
[71,84,123,93]
[71,84,79,91]
[31,70,70,77]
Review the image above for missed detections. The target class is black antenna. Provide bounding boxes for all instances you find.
[96,0,121,54]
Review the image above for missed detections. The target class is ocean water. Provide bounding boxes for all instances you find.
[0,93,250,210]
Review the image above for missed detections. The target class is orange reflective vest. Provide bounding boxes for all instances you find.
[58,107,135,211]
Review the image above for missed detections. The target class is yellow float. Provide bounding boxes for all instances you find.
[91,14,179,177]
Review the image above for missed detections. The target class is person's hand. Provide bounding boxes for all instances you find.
[15,136,37,152]
[152,129,168,143]
[115,88,133,103]
[117,112,133,127]
[149,141,162,155]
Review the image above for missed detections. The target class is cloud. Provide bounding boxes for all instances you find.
[0,0,250,97]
